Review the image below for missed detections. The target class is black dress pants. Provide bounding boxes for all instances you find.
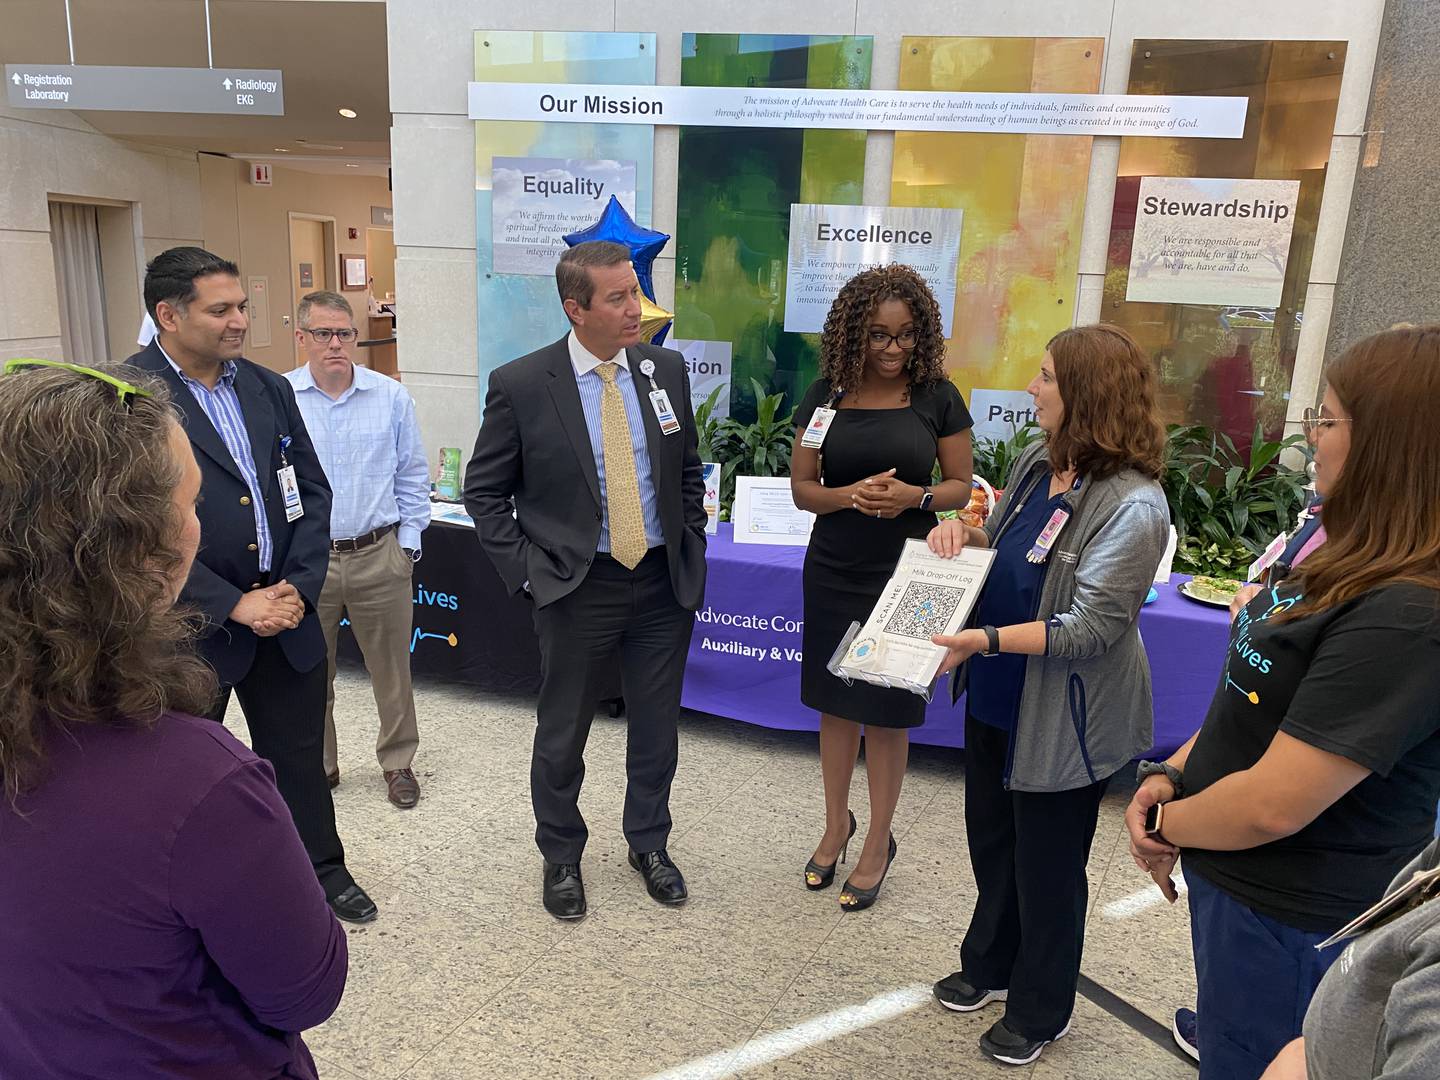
[960,713,1110,1040]
[206,635,354,900]
[531,548,695,863]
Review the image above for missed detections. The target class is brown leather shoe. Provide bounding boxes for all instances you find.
[384,768,420,809]
[326,768,340,790]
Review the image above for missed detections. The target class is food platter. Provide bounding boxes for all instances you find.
[1178,576,1242,608]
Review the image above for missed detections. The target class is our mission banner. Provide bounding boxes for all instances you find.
[469,82,1248,138]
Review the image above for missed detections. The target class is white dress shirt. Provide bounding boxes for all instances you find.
[285,362,432,552]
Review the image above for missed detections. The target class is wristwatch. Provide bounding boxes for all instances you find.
[1136,759,1185,798]
[918,485,934,512]
[980,625,1000,657]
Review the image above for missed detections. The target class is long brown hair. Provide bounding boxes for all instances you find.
[1284,325,1440,619]
[0,363,215,806]
[1045,324,1166,480]
[818,265,948,397]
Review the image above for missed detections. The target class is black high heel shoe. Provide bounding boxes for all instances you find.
[839,833,897,912]
[803,810,857,890]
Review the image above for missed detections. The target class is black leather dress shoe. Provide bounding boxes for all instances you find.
[543,861,587,920]
[328,884,378,924]
[628,849,688,905]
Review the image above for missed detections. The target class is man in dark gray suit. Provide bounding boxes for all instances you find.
[464,241,707,920]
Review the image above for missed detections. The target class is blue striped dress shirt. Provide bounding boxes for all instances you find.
[159,346,273,571]
[284,363,432,551]
[567,332,662,551]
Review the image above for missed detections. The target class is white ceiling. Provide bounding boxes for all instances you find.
[1,0,391,166]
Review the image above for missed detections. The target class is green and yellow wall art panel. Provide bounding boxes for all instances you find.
[892,36,1103,420]
[474,31,656,389]
[676,34,872,421]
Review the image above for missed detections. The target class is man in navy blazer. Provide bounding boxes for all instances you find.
[128,247,375,923]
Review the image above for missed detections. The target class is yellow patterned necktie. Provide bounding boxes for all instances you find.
[595,361,648,570]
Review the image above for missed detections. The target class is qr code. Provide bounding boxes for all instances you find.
[882,582,967,640]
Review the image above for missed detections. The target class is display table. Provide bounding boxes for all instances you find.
[340,518,1231,755]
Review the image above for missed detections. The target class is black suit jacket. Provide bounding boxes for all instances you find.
[128,342,332,685]
[464,336,707,611]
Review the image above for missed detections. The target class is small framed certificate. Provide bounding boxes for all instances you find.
[732,475,814,546]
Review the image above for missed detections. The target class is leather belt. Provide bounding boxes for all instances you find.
[331,522,398,553]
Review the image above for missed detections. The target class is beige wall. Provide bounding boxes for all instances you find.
[0,102,201,365]
[199,158,393,371]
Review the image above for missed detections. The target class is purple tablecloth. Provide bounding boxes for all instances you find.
[682,523,1231,755]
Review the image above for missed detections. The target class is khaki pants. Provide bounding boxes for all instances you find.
[317,530,420,775]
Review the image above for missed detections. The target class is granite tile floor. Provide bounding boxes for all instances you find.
[229,667,1200,1080]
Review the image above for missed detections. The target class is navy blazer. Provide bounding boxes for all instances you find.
[127,342,332,686]
[464,337,708,612]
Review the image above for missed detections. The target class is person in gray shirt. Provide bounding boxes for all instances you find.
[1261,834,1440,1079]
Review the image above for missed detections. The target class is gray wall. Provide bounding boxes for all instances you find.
[1325,0,1440,372]
[387,0,1387,463]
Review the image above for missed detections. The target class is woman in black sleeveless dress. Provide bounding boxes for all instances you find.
[790,265,973,911]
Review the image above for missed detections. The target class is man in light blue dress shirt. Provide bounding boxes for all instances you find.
[285,291,431,809]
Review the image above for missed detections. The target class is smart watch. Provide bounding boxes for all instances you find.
[918,485,934,512]
[980,625,1000,657]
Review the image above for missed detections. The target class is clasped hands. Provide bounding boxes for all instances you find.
[848,468,922,519]
[229,579,305,638]
[1125,776,1181,903]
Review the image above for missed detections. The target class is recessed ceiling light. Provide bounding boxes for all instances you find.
[272,147,289,152]
[338,108,357,118]
[345,163,359,168]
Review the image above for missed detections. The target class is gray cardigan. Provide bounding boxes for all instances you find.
[955,441,1170,792]
[1305,836,1440,1078]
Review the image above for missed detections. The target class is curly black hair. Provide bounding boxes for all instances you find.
[817,264,948,398]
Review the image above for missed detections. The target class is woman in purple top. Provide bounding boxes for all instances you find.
[0,360,348,1080]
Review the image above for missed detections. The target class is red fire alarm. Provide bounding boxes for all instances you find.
[348,227,358,239]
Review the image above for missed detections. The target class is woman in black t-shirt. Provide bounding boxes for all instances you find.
[1125,325,1440,1080]
[790,265,973,913]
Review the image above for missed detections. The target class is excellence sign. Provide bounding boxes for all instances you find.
[785,204,965,336]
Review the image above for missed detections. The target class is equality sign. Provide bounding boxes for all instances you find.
[491,156,637,275]
[6,65,284,115]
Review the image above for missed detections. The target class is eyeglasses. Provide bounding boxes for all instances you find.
[2,358,155,410]
[868,329,918,350]
[301,327,359,344]
[1301,407,1353,437]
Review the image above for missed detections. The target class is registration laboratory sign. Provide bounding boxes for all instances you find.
[6,64,283,115]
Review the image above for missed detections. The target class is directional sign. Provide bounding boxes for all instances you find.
[5,65,284,115]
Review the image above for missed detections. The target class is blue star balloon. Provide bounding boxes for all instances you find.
[563,195,670,303]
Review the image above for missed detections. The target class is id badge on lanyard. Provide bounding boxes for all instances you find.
[1026,507,1071,564]
[277,435,303,522]
[801,390,845,450]
[638,358,681,435]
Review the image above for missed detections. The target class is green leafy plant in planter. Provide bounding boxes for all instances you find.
[696,379,797,519]
[1162,422,1311,579]
[972,422,1043,491]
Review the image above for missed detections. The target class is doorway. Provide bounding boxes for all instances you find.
[48,201,112,364]
[366,226,395,304]
[288,213,336,365]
